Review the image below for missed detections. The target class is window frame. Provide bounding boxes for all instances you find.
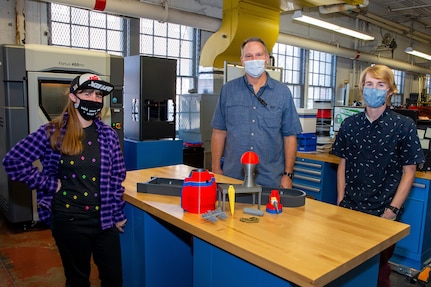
[49,3,127,56]
[271,42,306,108]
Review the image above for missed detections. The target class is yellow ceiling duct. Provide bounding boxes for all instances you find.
[200,0,281,68]
[199,0,365,68]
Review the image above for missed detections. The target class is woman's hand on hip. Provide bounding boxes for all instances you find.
[115,219,127,232]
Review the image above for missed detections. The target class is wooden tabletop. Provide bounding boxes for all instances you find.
[123,164,410,287]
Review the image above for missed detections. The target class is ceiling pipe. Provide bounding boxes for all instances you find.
[362,12,431,41]
[16,0,26,45]
[348,13,430,44]
[317,1,431,44]
[316,1,431,46]
[388,4,431,12]
[318,0,369,14]
[347,12,431,44]
[37,0,430,74]
[37,0,221,32]
[277,33,431,75]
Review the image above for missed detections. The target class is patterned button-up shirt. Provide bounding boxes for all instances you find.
[332,108,424,216]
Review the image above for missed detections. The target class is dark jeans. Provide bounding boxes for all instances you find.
[51,213,122,287]
[378,244,396,287]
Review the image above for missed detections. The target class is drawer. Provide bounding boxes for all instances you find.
[408,178,429,201]
[295,157,337,204]
[294,158,323,171]
[293,158,323,194]
[292,182,320,193]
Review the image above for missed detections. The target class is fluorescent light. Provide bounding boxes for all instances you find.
[292,11,375,41]
[405,47,431,61]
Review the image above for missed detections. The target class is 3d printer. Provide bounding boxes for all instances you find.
[0,44,124,224]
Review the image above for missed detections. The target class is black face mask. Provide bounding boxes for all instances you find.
[74,96,103,121]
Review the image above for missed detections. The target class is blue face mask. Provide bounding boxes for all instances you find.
[363,87,387,108]
[244,60,266,78]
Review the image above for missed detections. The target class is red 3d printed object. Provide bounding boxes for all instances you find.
[240,151,259,188]
[240,151,259,165]
[266,189,283,214]
[181,169,217,214]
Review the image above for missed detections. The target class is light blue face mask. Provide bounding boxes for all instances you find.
[363,87,387,108]
[244,60,266,78]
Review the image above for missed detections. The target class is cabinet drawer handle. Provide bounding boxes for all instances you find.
[412,182,426,189]
[293,167,322,176]
[293,183,320,193]
[294,161,322,169]
[294,174,321,183]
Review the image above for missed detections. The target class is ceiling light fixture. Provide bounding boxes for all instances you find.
[292,10,375,41]
[405,47,431,61]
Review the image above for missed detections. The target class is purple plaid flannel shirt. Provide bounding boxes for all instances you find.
[2,113,126,230]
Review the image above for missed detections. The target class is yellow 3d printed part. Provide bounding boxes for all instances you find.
[228,185,235,216]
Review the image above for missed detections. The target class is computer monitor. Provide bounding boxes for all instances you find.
[333,106,365,132]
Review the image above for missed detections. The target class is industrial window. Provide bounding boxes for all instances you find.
[427,75,431,95]
[49,3,126,56]
[272,45,336,109]
[139,19,200,134]
[271,43,304,108]
[140,19,199,96]
[391,69,405,107]
[307,50,336,109]
[392,69,405,95]
[49,4,200,96]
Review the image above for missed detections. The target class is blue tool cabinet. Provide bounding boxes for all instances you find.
[390,177,431,270]
[292,157,337,204]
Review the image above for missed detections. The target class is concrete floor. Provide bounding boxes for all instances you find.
[0,213,429,287]
[391,271,428,287]
[0,214,99,287]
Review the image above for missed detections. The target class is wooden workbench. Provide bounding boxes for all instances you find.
[121,164,410,287]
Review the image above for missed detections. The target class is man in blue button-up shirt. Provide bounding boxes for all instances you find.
[211,37,302,187]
